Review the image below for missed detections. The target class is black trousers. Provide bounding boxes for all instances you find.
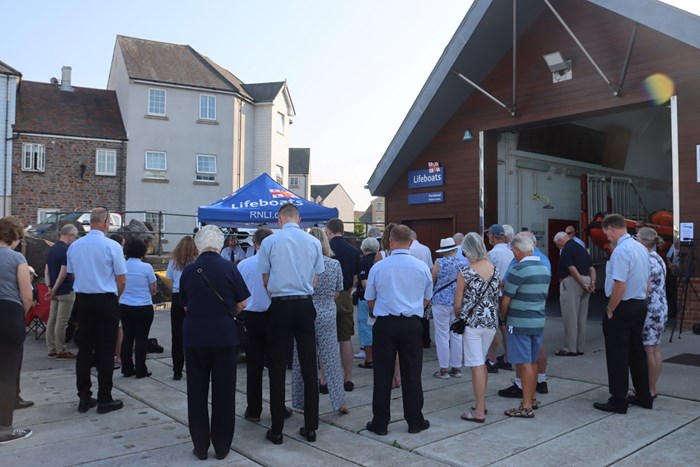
[120,304,154,377]
[371,315,426,430]
[239,310,268,417]
[602,298,651,407]
[666,272,678,318]
[0,300,25,427]
[185,345,238,458]
[75,293,119,403]
[170,293,185,375]
[420,317,431,347]
[266,298,318,434]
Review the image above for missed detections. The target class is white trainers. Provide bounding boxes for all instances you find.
[0,428,32,445]
[354,350,366,359]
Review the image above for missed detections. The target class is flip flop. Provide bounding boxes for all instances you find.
[554,349,578,356]
[471,406,488,414]
[460,411,485,423]
[358,361,374,369]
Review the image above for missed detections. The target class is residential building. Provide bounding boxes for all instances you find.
[0,60,20,217]
[107,35,295,248]
[12,67,127,226]
[311,183,354,227]
[288,148,311,199]
[358,197,386,230]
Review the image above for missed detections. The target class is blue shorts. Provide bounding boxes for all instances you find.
[506,332,543,364]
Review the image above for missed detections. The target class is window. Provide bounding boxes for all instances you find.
[144,151,167,178]
[37,208,58,224]
[145,211,164,233]
[276,112,285,134]
[376,216,384,223]
[376,202,384,212]
[196,154,217,181]
[22,143,45,172]
[96,149,117,176]
[275,165,284,185]
[148,89,166,116]
[289,176,299,187]
[199,95,216,120]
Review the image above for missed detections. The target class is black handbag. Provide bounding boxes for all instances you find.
[196,267,249,347]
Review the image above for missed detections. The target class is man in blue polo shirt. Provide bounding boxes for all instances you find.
[364,224,433,436]
[257,203,324,444]
[67,207,127,415]
[500,232,550,419]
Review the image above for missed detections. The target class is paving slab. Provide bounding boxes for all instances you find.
[612,417,700,466]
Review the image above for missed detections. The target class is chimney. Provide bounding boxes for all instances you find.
[59,66,74,92]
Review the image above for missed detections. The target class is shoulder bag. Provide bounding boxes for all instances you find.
[450,268,496,334]
[196,267,248,347]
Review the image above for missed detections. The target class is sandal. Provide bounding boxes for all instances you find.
[504,405,535,418]
[433,370,450,380]
[471,406,488,414]
[338,407,350,415]
[460,411,485,423]
[554,349,578,356]
[358,361,374,369]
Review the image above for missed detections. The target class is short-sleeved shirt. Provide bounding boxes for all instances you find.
[605,234,650,300]
[557,240,593,279]
[165,259,184,293]
[180,251,250,348]
[46,240,73,296]
[488,243,514,282]
[364,249,433,317]
[356,252,376,301]
[432,255,463,305]
[120,258,156,306]
[257,222,324,297]
[220,245,245,263]
[572,236,586,249]
[0,247,26,304]
[67,230,127,295]
[329,236,360,290]
[237,254,271,312]
[503,256,551,335]
[409,240,433,268]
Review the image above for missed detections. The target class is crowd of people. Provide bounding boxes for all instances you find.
[0,208,669,458]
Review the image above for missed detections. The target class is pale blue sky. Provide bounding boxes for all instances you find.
[2,0,698,211]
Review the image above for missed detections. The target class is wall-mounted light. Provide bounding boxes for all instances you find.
[543,51,572,82]
[79,163,86,179]
[462,129,474,141]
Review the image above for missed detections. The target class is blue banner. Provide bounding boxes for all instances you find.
[408,168,444,189]
[408,192,444,205]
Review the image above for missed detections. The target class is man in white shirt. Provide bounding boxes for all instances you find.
[485,224,514,373]
[409,230,433,348]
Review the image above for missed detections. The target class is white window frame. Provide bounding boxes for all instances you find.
[275,165,284,185]
[37,208,59,224]
[22,143,45,172]
[148,88,166,116]
[195,154,217,181]
[289,176,299,187]
[276,112,285,134]
[199,94,216,120]
[144,151,167,178]
[376,202,383,212]
[95,149,117,176]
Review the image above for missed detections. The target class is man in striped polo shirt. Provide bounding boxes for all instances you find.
[500,232,551,418]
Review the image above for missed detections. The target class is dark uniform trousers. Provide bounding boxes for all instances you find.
[239,310,268,417]
[185,345,238,458]
[266,297,318,434]
[0,300,25,427]
[371,315,427,430]
[602,298,652,407]
[170,293,185,376]
[75,293,119,403]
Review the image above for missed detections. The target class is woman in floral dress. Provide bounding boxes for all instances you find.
[291,228,349,415]
[636,227,667,398]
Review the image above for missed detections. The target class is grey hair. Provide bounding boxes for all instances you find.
[553,231,569,243]
[462,232,489,262]
[309,227,333,257]
[511,232,534,255]
[409,229,417,241]
[195,225,224,253]
[523,231,537,244]
[636,227,659,249]
[60,224,79,236]
[503,224,515,242]
[453,232,465,244]
[367,227,381,238]
[360,237,380,254]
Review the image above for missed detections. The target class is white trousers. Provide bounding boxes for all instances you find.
[431,303,463,368]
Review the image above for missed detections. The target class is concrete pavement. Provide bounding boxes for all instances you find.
[9,308,700,466]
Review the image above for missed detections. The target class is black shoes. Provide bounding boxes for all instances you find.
[266,429,283,445]
[319,383,329,394]
[344,381,355,392]
[14,397,34,410]
[192,448,207,460]
[97,399,124,414]
[537,381,549,394]
[498,381,523,398]
[135,371,152,379]
[408,419,430,434]
[173,372,182,381]
[299,427,316,442]
[496,354,513,371]
[78,397,97,413]
[283,406,293,419]
[365,421,388,436]
[485,360,499,374]
[244,409,261,422]
[593,401,628,414]
[627,395,653,409]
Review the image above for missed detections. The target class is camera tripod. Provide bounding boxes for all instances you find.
[670,240,698,342]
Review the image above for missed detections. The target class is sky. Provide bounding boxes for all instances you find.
[2,0,699,213]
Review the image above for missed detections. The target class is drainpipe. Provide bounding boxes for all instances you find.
[3,75,10,217]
